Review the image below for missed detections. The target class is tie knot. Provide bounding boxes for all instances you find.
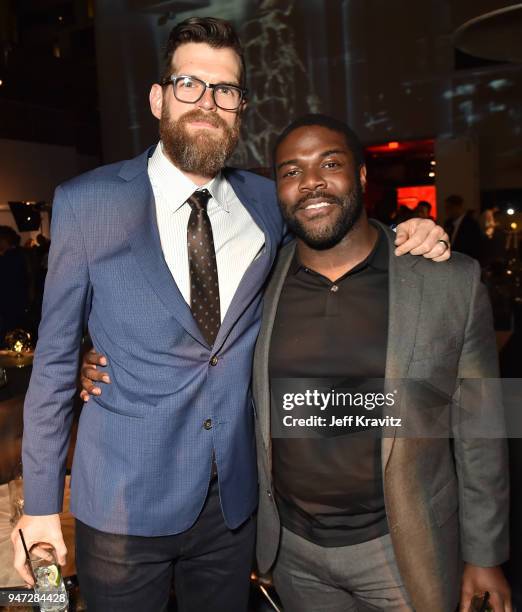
[188,189,211,212]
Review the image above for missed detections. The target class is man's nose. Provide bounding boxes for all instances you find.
[197,86,216,111]
[299,169,326,191]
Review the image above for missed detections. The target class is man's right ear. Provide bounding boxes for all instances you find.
[359,164,367,193]
[149,84,163,120]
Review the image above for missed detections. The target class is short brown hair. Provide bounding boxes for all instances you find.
[162,17,246,86]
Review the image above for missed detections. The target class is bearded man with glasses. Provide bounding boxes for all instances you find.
[12,16,451,612]
[158,73,247,178]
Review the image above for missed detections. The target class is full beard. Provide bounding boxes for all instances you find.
[281,181,365,251]
[160,107,241,178]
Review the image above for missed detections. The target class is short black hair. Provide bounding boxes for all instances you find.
[162,16,246,86]
[273,114,365,171]
[0,225,19,246]
[417,200,432,210]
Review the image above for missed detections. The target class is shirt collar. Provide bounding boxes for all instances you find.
[290,222,389,276]
[149,142,230,213]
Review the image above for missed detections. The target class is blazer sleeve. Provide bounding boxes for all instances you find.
[453,260,509,566]
[22,185,91,515]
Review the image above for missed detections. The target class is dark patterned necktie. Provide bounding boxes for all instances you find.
[187,189,221,345]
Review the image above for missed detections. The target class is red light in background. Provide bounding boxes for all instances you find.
[366,139,433,155]
[397,185,437,218]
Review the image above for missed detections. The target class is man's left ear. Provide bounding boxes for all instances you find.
[359,165,367,192]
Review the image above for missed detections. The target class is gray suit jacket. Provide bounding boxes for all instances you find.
[253,223,509,611]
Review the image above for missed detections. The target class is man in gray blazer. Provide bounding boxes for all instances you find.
[253,114,511,611]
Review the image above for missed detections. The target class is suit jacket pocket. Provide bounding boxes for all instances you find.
[93,398,145,419]
[430,478,458,527]
[411,335,458,362]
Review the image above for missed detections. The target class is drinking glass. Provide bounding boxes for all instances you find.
[31,553,69,612]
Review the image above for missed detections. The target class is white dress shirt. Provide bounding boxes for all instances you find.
[148,143,265,322]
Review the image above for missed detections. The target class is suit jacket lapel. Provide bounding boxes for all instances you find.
[379,222,424,471]
[256,242,296,453]
[212,171,276,351]
[116,150,206,344]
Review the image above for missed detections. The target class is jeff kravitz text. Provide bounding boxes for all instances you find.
[282,414,402,428]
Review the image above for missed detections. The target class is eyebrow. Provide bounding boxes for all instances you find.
[276,149,347,171]
[177,74,241,88]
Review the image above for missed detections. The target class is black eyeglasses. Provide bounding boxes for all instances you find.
[161,74,247,111]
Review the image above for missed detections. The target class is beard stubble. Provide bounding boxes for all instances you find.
[159,106,241,178]
[281,181,365,251]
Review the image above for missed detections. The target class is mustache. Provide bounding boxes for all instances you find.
[177,109,228,130]
[294,191,344,211]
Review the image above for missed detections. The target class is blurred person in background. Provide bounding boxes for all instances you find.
[480,206,500,240]
[0,225,29,344]
[444,194,484,262]
[26,233,51,337]
[413,200,434,221]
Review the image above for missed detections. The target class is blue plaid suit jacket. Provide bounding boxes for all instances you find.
[22,146,285,535]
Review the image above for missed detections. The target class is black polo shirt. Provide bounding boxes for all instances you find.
[269,224,390,547]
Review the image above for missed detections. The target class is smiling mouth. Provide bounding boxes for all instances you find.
[296,201,339,220]
[302,201,332,210]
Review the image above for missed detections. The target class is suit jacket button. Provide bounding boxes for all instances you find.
[203,419,212,430]
[210,356,219,366]
[267,490,272,498]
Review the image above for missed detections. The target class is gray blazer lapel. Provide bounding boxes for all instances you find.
[254,242,296,453]
[378,223,424,471]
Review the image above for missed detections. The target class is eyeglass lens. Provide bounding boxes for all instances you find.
[173,77,242,110]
